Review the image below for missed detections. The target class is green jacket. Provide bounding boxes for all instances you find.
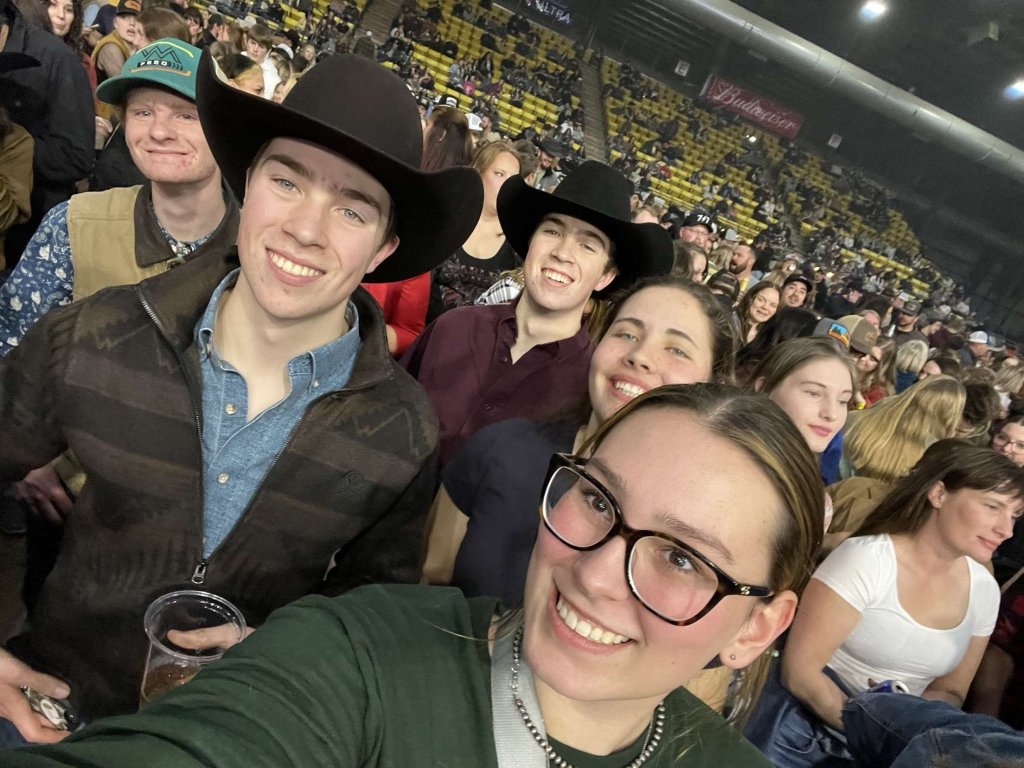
[8,585,770,767]
[0,252,439,722]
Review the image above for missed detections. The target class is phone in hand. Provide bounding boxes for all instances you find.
[21,687,82,732]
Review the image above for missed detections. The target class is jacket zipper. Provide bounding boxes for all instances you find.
[140,284,388,586]
[197,408,309,575]
[138,287,208,585]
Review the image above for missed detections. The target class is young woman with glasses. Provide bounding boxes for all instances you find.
[748,440,1024,768]
[993,415,1024,468]
[4,385,824,768]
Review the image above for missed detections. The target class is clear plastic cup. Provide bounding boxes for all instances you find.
[139,590,246,708]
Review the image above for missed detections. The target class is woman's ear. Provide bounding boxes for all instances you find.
[720,590,797,670]
[926,480,947,511]
[753,377,765,393]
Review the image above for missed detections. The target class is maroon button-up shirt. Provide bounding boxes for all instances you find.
[401,300,593,465]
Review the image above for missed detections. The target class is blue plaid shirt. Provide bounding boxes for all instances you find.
[0,199,214,356]
[196,269,362,556]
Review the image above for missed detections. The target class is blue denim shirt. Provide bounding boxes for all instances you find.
[196,269,362,556]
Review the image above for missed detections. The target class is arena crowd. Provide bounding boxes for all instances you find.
[0,0,1023,766]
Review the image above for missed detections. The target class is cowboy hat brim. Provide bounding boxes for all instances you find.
[497,175,673,294]
[195,53,482,283]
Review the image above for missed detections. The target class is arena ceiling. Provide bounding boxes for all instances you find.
[567,0,1024,329]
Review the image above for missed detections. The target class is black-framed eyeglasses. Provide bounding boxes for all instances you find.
[540,453,774,626]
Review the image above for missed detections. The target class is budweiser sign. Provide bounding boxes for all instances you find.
[702,76,804,139]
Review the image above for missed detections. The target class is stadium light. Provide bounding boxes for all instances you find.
[860,1,887,20]
[1006,79,1024,99]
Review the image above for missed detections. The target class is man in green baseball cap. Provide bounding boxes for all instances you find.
[0,38,238,570]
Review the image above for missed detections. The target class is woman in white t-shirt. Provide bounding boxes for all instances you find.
[749,439,1024,767]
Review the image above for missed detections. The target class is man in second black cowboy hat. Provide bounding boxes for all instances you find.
[402,160,673,466]
[0,52,482,739]
[533,137,566,192]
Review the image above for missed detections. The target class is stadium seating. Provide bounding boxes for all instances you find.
[386,0,581,141]
[600,57,931,288]
[601,58,777,242]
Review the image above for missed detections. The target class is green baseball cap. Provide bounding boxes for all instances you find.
[96,39,201,106]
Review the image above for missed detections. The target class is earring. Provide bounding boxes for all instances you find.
[729,654,736,661]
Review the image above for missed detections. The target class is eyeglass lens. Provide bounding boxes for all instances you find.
[995,434,1024,454]
[542,466,720,622]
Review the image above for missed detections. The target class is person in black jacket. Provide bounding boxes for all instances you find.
[0,0,93,264]
[823,278,865,319]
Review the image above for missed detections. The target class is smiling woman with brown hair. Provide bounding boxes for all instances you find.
[750,439,1024,767]
[4,385,824,768]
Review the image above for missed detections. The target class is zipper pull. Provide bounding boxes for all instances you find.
[191,559,208,585]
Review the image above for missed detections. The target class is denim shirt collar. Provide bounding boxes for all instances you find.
[196,268,361,394]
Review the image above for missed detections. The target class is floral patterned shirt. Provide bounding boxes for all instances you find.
[0,201,74,355]
[0,199,214,356]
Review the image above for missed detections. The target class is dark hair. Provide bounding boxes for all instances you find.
[735,307,820,377]
[219,52,260,80]
[929,354,963,380]
[963,381,1001,429]
[856,439,1024,537]
[856,295,891,319]
[139,6,189,42]
[705,270,740,302]
[182,6,201,25]
[421,106,472,172]
[38,0,84,54]
[247,21,274,49]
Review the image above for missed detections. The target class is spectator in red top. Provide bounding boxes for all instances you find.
[362,274,430,356]
[402,161,673,464]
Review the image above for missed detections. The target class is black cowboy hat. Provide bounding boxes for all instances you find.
[497,160,673,293]
[538,137,567,159]
[195,52,483,283]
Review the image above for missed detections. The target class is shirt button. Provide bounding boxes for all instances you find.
[217,473,230,484]
[483,404,493,412]
[312,380,319,388]
[224,403,237,415]
[501,356,509,363]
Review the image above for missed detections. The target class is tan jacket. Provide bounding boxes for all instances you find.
[0,125,34,270]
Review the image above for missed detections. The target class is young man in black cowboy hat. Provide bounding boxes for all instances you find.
[0,53,482,739]
[402,160,673,466]
[532,137,566,192]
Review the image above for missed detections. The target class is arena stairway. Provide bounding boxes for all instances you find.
[581,56,608,161]
[357,0,403,45]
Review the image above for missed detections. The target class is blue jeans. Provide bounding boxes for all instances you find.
[0,717,29,748]
[744,662,853,768]
[843,693,1024,767]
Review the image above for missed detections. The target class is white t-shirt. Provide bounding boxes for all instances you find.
[813,534,999,696]
[260,57,281,99]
